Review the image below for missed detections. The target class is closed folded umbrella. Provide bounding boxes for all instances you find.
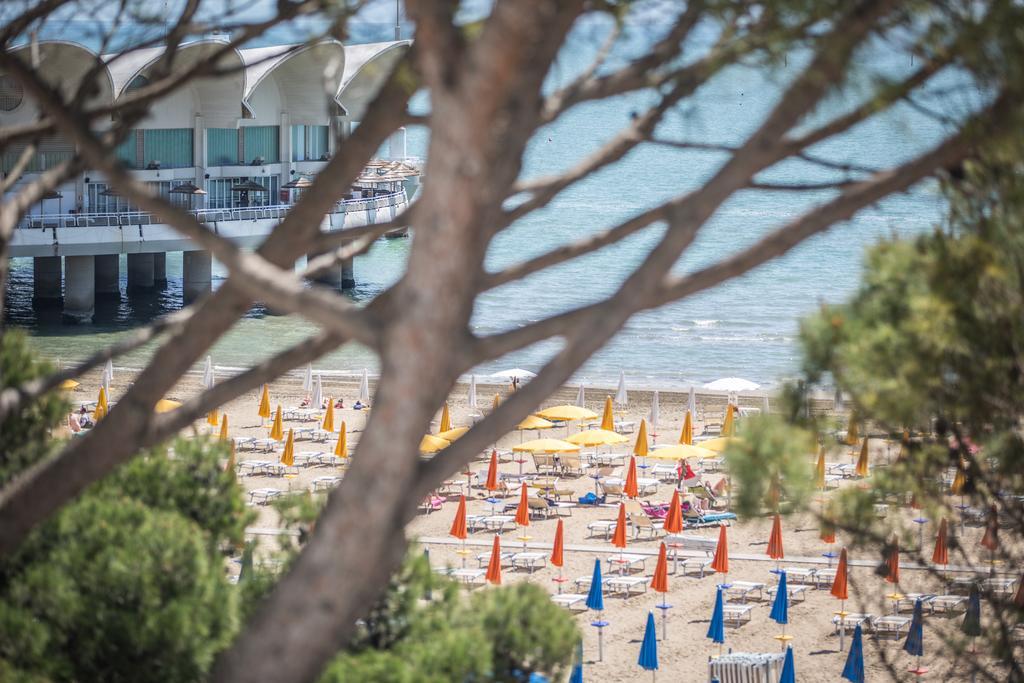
[322,397,335,433]
[841,625,865,683]
[302,365,313,393]
[484,450,499,492]
[688,386,696,416]
[637,611,658,677]
[767,513,785,561]
[634,420,649,457]
[833,547,850,650]
[845,414,859,446]
[624,456,639,498]
[651,542,669,593]
[311,374,323,413]
[335,422,348,458]
[962,584,982,642]
[615,371,628,407]
[779,646,796,683]
[449,495,468,540]
[358,369,371,404]
[269,405,283,441]
[771,571,790,649]
[551,519,565,578]
[600,396,614,431]
[575,383,586,408]
[855,438,870,477]
[679,410,693,445]
[258,384,271,421]
[467,375,478,410]
[707,585,725,651]
[586,558,604,611]
[885,537,900,584]
[491,393,501,411]
[932,518,949,566]
[439,403,452,433]
[904,599,925,674]
[981,504,999,551]
[722,404,736,438]
[649,391,660,440]
[280,429,294,467]
[226,442,236,474]
[815,446,826,490]
[951,458,968,494]
[95,386,108,421]
[711,524,729,576]
[485,535,502,585]
[514,483,530,527]
[103,359,114,394]
[662,489,683,534]
[219,414,229,442]
[611,503,628,549]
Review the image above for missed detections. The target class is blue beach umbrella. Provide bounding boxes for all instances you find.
[962,584,982,638]
[569,641,583,683]
[586,559,604,611]
[904,599,924,657]
[707,586,725,648]
[778,646,795,683]
[841,624,865,683]
[638,611,658,677]
[770,571,789,625]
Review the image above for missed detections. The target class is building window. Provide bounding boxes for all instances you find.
[142,129,193,168]
[0,75,23,111]
[206,176,279,209]
[291,125,330,162]
[242,126,279,164]
[207,128,240,166]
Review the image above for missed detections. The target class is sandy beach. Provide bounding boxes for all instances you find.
[66,366,1013,682]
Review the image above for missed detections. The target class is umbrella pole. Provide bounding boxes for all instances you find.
[660,592,668,641]
[839,599,846,652]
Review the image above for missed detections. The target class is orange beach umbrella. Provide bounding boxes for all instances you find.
[820,517,836,545]
[651,542,669,593]
[662,489,683,535]
[981,504,999,551]
[600,396,614,431]
[932,518,949,566]
[484,449,500,492]
[449,495,468,540]
[258,384,271,420]
[831,547,849,600]
[711,524,729,575]
[679,410,693,445]
[515,483,530,527]
[624,456,639,498]
[611,503,628,549]
[767,513,784,560]
[551,519,564,567]
[885,538,900,584]
[485,535,502,585]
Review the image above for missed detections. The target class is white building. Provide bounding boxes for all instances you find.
[0,37,413,321]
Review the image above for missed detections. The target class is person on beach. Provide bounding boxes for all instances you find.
[79,406,93,429]
[299,395,311,408]
[353,400,367,410]
[335,398,345,409]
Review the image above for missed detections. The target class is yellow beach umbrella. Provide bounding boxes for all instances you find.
[845,414,859,446]
[535,405,598,422]
[226,441,236,474]
[815,446,827,489]
[512,438,580,454]
[565,429,628,447]
[59,379,80,391]
[855,438,870,477]
[518,415,555,431]
[679,410,693,445]
[207,407,219,427]
[420,434,450,454]
[722,404,736,438]
[492,393,501,411]
[600,396,614,431]
[701,436,742,453]
[219,414,229,441]
[322,398,335,433]
[270,405,284,441]
[439,403,452,433]
[95,386,109,421]
[258,384,271,420]
[335,421,348,458]
[155,399,181,413]
[950,458,967,494]
[644,444,716,460]
[633,419,649,457]
[280,429,294,467]
[438,427,469,441]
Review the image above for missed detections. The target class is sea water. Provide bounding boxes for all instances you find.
[4,14,971,388]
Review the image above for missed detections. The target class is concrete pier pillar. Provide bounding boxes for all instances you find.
[32,256,62,304]
[153,252,167,285]
[127,253,155,289]
[63,255,95,323]
[94,254,120,297]
[341,257,355,289]
[308,250,354,289]
[183,250,212,303]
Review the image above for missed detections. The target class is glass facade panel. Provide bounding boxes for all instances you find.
[142,128,193,168]
[242,126,279,164]
[290,125,329,161]
[206,176,280,209]
[207,128,240,166]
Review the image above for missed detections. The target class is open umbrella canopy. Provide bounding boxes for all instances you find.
[467,375,478,410]
[281,176,313,189]
[42,189,63,199]
[842,625,865,683]
[490,368,536,380]
[700,436,742,453]
[419,434,450,454]
[512,438,580,453]
[154,399,181,413]
[903,599,925,657]
[230,180,268,192]
[707,586,725,644]
[536,405,598,422]
[637,612,658,672]
[566,428,627,447]
[646,444,716,460]
[59,379,80,391]
[585,559,604,611]
[169,181,205,194]
[770,571,789,625]
[779,646,796,683]
[518,415,555,431]
[704,377,760,392]
[438,427,469,441]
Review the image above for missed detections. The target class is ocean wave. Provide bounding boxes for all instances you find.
[692,319,720,327]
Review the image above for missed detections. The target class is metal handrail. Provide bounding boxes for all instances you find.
[17,191,405,230]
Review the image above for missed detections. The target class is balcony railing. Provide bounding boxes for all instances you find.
[17,191,405,230]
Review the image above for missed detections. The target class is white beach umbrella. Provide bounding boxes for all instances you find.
[202,356,214,390]
[312,374,324,410]
[703,377,760,392]
[102,359,113,393]
[490,368,536,381]
[359,368,371,403]
[575,383,586,408]
[688,386,696,416]
[649,390,660,437]
[834,387,844,411]
[467,375,478,411]
[763,393,771,414]
[615,370,628,407]
[302,364,313,393]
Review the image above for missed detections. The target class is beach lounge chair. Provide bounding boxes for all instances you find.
[510,552,547,572]
[480,515,516,533]
[250,437,279,453]
[237,460,274,476]
[542,497,575,517]
[449,568,487,587]
[832,613,874,634]
[896,594,936,612]
[550,593,588,612]
[598,480,625,500]
[648,463,678,481]
[929,595,967,614]
[708,652,785,682]
[573,575,607,593]
[248,488,283,505]
[614,419,636,433]
[664,534,717,578]
[722,603,755,626]
[525,497,555,519]
[983,576,1017,596]
[558,453,589,476]
[311,476,342,492]
[282,407,319,421]
[781,567,817,585]
[606,575,648,596]
[231,435,256,450]
[724,581,767,603]
[586,519,619,539]
[872,615,911,639]
[628,513,663,539]
[293,451,326,467]
[765,584,808,605]
[636,477,660,496]
[476,550,514,568]
[532,453,559,473]
[815,567,837,589]
[607,553,647,574]
[593,452,627,467]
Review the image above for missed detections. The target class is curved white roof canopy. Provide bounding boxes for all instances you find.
[338,40,410,121]
[9,40,113,108]
[240,40,346,124]
[104,39,247,127]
